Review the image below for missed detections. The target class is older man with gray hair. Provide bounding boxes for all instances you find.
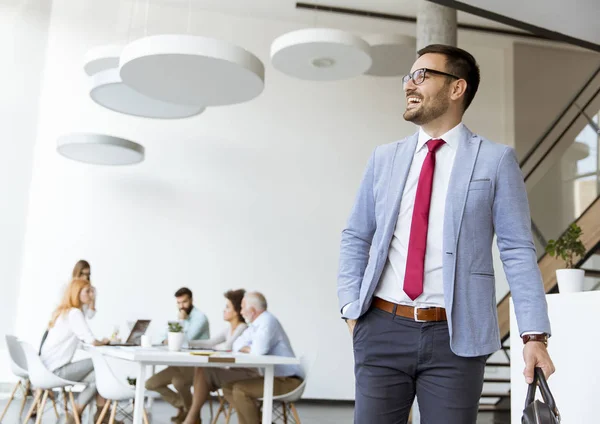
[188,292,303,424]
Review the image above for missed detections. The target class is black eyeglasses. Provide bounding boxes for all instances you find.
[402,68,460,86]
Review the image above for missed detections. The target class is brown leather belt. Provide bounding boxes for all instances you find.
[373,297,447,322]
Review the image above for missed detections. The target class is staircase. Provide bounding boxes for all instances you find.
[479,62,600,417]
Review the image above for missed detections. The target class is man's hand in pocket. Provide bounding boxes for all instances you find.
[346,319,357,335]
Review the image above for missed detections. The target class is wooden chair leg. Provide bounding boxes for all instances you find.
[282,401,288,424]
[35,390,49,424]
[142,408,150,424]
[68,391,81,424]
[290,403,301,424]
[211,397,226,424]
[24,388,43,422]
[18,380,30,419]
[108,401,117,424]
[62,389,69,417]
[225,403,233,424]
[0,380,21,422]
[49,392,59,418]
[96,401,111,424]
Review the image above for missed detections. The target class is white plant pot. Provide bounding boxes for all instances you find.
[556,269,585,293]
[168,332,185,351]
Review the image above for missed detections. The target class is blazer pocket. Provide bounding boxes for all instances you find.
[471,271,494,277]
[468,179,491,191]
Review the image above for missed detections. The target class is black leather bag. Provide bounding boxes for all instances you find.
[522,367,560,423]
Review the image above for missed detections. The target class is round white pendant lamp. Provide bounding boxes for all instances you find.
[270,28,372,81]
[363,34,417,77]
[83,45,122,76]
[57,133,144,166]
[119,35,265,106]
[89,68,205,119]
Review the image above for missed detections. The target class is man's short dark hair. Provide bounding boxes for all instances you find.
[417,44,480,111]
[174,287,193,298]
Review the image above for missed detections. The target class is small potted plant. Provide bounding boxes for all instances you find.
[167,321,185,351]
[545,223,586,293]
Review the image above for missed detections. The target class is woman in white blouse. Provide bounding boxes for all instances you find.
[183,289,248,424]
[40,278,111,421]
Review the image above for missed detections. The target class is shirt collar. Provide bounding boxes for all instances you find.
[186,306,197,320]
[249,310,269,328]
[416,122,464,153]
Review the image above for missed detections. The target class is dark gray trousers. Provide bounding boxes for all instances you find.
[353,307,488,424]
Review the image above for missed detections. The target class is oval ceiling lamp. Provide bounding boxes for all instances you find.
[363,34,417,77]
[270,28,372,81]
[83,45,122,76]
[57,133,145,166]
[89,68,205,119]
[119,35,265,107]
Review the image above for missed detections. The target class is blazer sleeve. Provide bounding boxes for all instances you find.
[337,148,377,312]
[492,147,551,336]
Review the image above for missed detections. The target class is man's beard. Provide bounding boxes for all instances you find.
[403,86,451,125]
[182,306,193,315]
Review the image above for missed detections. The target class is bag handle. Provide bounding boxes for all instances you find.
[524,367,560,421]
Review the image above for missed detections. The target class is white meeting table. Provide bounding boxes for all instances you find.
[89,346,300,424]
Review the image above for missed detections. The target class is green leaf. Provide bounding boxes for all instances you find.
[544,224,586,268]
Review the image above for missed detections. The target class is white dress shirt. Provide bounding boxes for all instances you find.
[40,308,96,371]
[373,123,465,309]
[232,311,304,378]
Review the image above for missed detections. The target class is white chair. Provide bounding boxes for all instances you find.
[219,353,315,424]
[90,350,150,424]
[1,335,31,422]
[260,354,315,424]
[20,341,84,424]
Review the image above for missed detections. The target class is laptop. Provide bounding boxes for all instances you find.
[109,320,151,346]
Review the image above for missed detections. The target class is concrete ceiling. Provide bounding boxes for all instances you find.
[153,0,525,32]
[429,0,600,52]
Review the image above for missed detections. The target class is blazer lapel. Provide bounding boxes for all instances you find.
[444,128,481,249]
[384,133,418,239]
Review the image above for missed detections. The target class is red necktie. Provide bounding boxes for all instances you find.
[403,138,446,300]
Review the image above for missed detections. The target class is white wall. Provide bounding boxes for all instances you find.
[0,0,52,382]
[513,43,600,160]
[514,44,600,246]
[10,0,514,399]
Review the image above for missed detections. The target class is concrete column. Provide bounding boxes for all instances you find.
[416,0,457,50]
[411,5,458,423]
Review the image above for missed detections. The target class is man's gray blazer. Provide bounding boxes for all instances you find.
[337,127,551,357]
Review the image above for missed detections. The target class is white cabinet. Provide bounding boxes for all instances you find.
[510,291,600,423]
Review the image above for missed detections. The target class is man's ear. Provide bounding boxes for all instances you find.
[451,79,467,103]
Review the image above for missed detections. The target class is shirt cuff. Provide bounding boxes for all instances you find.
[521,331,544,336]
[341,302,352,316]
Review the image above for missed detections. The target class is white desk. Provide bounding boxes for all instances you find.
[91,346,300,424]
[510,292,600,423]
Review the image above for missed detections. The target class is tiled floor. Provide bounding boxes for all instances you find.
[0,397,502,423]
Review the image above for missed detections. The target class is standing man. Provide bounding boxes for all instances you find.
[337,44,555,424]
[146,287,210,423]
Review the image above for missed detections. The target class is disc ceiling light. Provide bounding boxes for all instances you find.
[119,34,265,106]
[83,45,122,76]
[88,67,205,119]
[363,34,416,77]
[270,28,372,81]
[57,133,145,166]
